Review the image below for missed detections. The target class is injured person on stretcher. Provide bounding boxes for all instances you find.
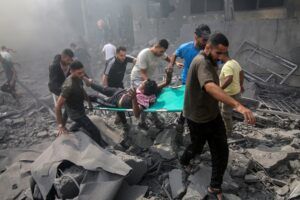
[83,68,173,127]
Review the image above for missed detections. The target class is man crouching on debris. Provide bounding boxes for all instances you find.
[83,68,173,122]
[55,60,108,148]
[181,32,255,200]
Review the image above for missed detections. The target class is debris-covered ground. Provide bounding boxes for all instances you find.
[1,42,300,200]
[1,83,300,200]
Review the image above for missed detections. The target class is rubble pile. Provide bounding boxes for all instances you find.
[0,90,57,150]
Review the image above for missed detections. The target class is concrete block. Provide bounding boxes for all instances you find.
[169,169,186,199]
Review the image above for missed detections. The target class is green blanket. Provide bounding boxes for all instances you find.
[95,86,185,112]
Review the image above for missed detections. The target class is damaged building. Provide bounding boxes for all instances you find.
[0,0,300,200]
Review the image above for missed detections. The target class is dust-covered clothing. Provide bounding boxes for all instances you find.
[183,52,220,123]
[131,48,167,87]
[61,76,85,120]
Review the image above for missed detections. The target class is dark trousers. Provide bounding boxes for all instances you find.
[91,83,127,124]
[74,115,108,148]
[180,114,229,189]
[178,112,185,125]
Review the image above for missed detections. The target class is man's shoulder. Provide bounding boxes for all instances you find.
[178,41,194,50]
[191,54,205,66]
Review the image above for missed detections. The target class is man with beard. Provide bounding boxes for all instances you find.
[55,61,107,148]
[181,33,255,200]
[168,24,211,133]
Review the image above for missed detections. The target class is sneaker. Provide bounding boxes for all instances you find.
[138,122,149,130]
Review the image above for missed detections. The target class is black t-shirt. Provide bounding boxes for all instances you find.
[104,56,134,88]
[61,76,86,120]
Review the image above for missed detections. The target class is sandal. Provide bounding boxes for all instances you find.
[203,186,223,200]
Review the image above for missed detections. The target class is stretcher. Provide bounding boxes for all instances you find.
[94,86,185,112]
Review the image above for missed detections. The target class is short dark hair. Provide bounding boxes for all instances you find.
[70,60,84,70]
[144,80,158,96]
[1,46,6,50]
[208,32,229,47]
[195,24,211,38]
[61,48,74,58]
[157,39,169,49]
[116,46,127,53]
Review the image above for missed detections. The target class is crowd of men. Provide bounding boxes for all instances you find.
[0,24,255,200]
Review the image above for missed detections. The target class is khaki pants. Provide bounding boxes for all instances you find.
[220,93,241,137]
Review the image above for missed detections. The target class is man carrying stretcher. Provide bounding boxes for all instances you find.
[83,68,173,129]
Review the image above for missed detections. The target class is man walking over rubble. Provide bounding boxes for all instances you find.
[168,24,211,133]
[219,52,245,137]
[130,39,171,130]
[180,33,255,200]
[102,46,136,130]
[55,61,108,148]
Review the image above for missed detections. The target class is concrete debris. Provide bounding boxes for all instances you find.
[115,150,148,185]
[115,182,148,200]
[169,169,186,199]
[290,138,300,149]
[244,174,260,183]
[228,151,252,178]
[289,180,300,200]
[276,185,290,196]
[150,129,177,160]
[1,68,300,200]
[247,145,292,171]
[36,131,48,138]
[188,164,239,197]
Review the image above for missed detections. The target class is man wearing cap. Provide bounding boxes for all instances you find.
[168,24,211,133]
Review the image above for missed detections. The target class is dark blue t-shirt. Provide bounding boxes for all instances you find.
[175,41,202,84]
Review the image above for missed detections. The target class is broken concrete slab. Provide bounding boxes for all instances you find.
[289,180,300,199]
[115,182,148,200]
[244,174,260,183]
[247,145,299,171]
[223,193,242,200]
[169,169,186,199]
[115,150,147,185]
[182,183,202,200]
[37,131,48,138]
[150,129,177,160]
[228,151,252,178]
[291,138,300,149]
[187,164,239,197]
[276,185,289,196]
[90,115,124,145]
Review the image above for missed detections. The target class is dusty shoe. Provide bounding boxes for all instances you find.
[138,122,149,130]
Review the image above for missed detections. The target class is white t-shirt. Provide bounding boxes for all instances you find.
[102,43,116,61]
[130,48,167,87]
[0,51,12,62]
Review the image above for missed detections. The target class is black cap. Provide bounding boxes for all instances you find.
[195,24,211,39]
